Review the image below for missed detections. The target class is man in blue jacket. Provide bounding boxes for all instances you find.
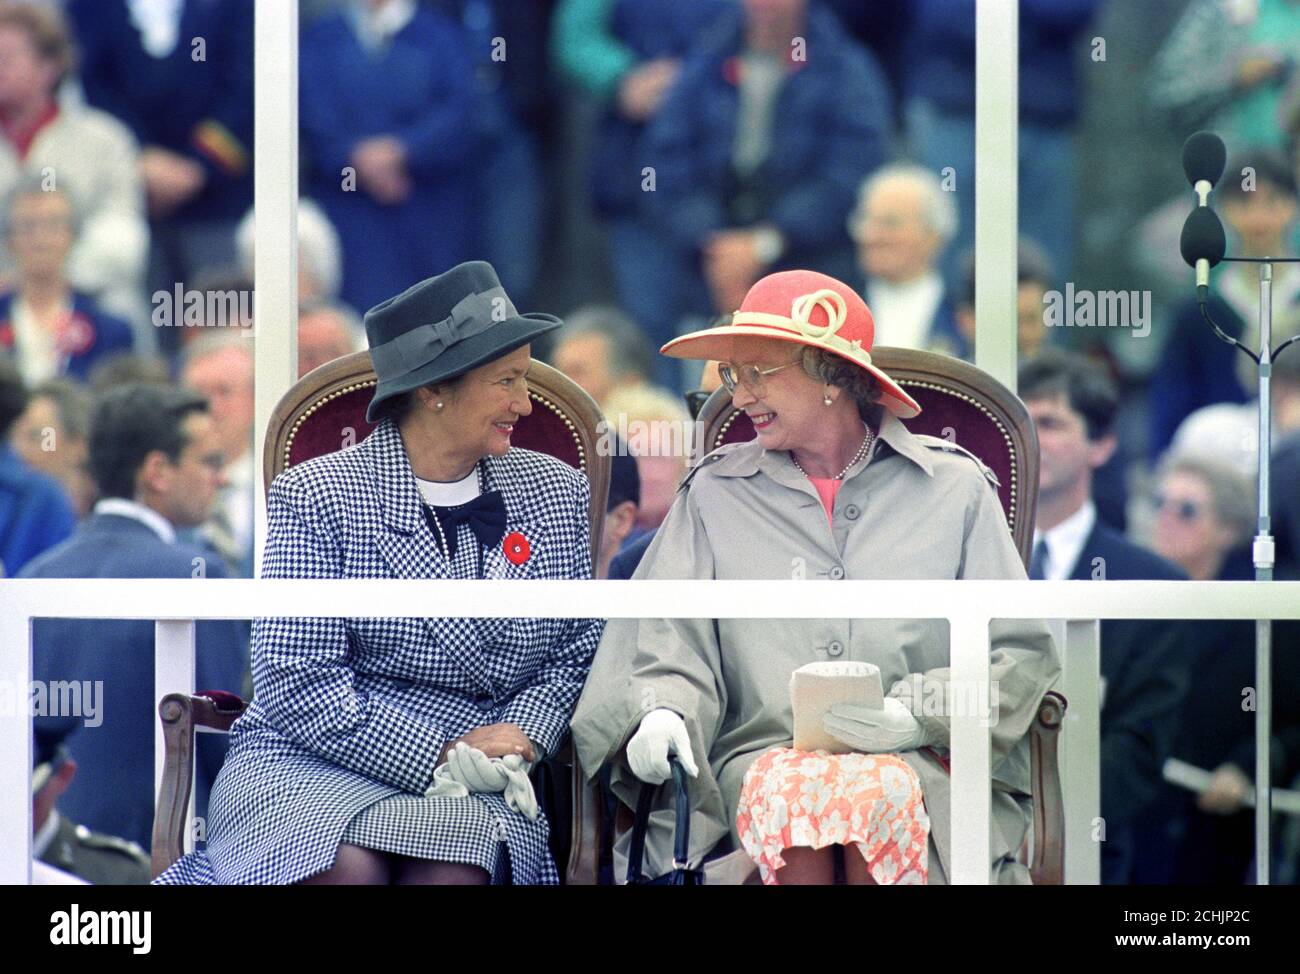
[640,0,892,383]
[21,383,249,850]
[299,0,482,314]
[1020,349,1192,885]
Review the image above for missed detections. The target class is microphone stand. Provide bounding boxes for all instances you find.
[1197,255,1300,885]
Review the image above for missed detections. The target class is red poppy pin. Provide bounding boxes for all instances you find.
[503,532,531,565]
[0,322,12,348]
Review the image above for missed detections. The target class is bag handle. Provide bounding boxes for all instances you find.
[625,756,693,885]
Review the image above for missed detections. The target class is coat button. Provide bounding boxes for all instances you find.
[827,640,845,657]
[844,504,861,520]
[829,565,845,580]
[473,694,494,711]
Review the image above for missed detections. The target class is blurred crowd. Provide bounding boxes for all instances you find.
[3,0,1300,885]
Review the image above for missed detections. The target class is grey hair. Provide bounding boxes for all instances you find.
[558,305,654,381]
[849,163,958,244]
[1155,453,1256,544]
[1,174,82,237]
[799,347,884,425]
[236,197,342,300]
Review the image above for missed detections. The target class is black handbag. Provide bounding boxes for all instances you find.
[625,757,703,886]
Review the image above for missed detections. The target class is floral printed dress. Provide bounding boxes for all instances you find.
[736,747,931,885]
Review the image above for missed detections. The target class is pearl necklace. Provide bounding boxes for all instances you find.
[790,426,876,481]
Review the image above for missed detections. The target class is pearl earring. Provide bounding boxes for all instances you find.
[436,402,444,411]
[823,390,833,407]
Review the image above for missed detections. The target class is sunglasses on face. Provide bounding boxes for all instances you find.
[717,360,800,396]
[1152,493,1204,522]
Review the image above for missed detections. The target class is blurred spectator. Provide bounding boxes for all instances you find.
[235,198,342,303]
[0,180,134,385]
[1019,348,1192,884]
[550,303,654,410]
[1149,149,1300,461]
[0,356,74,575]
[69,0,253,357]
[9,375,94,517]
[173,270,254,352]
[298,298,362,377]
[1133,454,1300,884]
[850,162,966,357]
[903,0,1098,286]
[551,0,731,376]
[603,381,691,535]
[640,0,892,367]
[87,351,170,392]
[952,237,1056,361]
[1151,0,1300,152]
[33,720,150,885]
[180,331,253,577]
[0,2,148,326]
[1169,343,1300,481]
[299,0,479,313]
[435,0,557,306]
[1149,454,1255,583]
[597,443,639,579]
[20,383,249,848]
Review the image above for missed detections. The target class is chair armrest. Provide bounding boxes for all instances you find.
[1029,691,1067,886]
[150,691,248,879]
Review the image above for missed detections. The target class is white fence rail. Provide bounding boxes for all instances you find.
[3,578,1297,885]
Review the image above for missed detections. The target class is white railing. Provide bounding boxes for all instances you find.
[3,577,1297,885]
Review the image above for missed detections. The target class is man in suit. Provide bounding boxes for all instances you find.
[1020,349,1192,885]
[20,384,249,849]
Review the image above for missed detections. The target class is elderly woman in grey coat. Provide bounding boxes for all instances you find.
[571,269,1059,884]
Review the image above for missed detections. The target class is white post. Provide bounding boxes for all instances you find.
[950,614,992,883]
[0,609,31,883]
[253,0,300,576]
[974,0,1019,390]
[1060,618,1101,884]
[155,620,197,853]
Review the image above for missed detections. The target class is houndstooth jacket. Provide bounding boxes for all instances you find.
[155,416,603,885]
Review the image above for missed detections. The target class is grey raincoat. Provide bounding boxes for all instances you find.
[570,410,1060,883]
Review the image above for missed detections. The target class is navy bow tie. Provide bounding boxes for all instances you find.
[423,490,507,558]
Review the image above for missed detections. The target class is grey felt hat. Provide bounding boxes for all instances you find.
[364,261,561,423]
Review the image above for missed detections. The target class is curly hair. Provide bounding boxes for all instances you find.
[798,347,884,425]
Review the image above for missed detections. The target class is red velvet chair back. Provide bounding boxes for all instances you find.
[263,351,610,554]
[694,347,1039,567]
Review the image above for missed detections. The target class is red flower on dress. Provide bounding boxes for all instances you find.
[503,531,531,565]
[0,322,12,348]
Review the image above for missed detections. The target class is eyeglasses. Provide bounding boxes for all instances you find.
[717,360,800,396]
[1152,493,1204,522]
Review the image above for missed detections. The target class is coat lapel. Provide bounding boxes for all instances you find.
[364,418,498,692]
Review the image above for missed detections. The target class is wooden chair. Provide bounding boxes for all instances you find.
[152,351,610,878]
[567,346,1068,885]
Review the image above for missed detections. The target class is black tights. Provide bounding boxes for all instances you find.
[298,843,491,885]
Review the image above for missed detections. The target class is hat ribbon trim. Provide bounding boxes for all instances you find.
[370,286,517,378]
[730,289,873,365]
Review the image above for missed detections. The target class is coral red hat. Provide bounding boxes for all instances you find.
[660,269,921,418]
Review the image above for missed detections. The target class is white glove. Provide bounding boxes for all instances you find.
[426,742,540,820]
[625,708,699,784]
[823,697,932,753]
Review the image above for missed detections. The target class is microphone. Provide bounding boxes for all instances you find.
[1183,131,1227,205]
[1180,206,1226,290]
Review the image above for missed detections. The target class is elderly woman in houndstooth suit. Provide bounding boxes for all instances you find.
[157,262,604,885]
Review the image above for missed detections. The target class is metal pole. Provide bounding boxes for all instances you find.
[253,0,300,576]
[974,0,1019,391]
[1255,261,1274,884]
